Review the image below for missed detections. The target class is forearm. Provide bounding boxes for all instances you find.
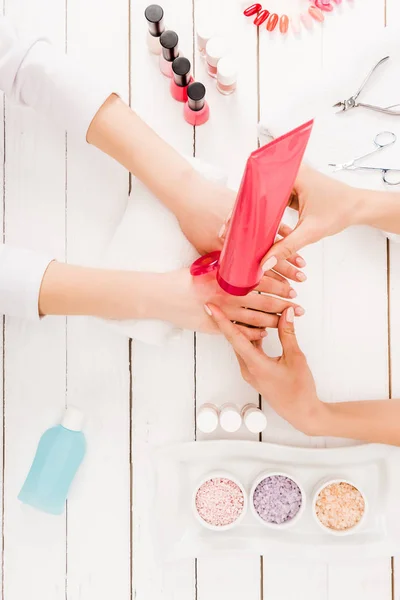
[39,261,160,320]
[312,399,400,446]
[87,94,199,217]
[355,187,400,234]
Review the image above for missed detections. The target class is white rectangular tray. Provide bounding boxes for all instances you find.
[151,440,400,562]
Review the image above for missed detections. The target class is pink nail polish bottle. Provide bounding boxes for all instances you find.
[145,4,165,55]
[190,121,314,295]
[184,82,210,126]
[170,57,194,102]
[205,36,228,79]
[159,30,179,77]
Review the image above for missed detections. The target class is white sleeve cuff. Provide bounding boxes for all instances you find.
[0,245,54,320]
[385,232,400,243]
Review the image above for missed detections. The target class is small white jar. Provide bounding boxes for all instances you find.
[312,477,368,536]
[250,471,306,529]
[205,36,228,78]
[216,56,237,96]
[197,403,219,433]
[219,403,242,433]
[241,404,267,433]
[193,471,248,531]
[196,22,215,56]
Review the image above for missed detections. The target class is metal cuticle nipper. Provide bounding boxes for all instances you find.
[333,56,400,116]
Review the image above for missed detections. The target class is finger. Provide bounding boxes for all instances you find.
[273,260,307,283]
[237,324,268,342]
[261,221,315,269]
[227,307,279,329]
[255,273,296,299]
[204,304,265,366]
[278,307,303,360]
[277,224,307,269]
[218,209,233,241]
[243,293,305,318]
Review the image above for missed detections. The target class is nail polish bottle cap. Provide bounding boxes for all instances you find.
[187,82,206,111]
[197,404,219,433]
[242,405,267,434]
[144,4,165,37]
[160,30,179,62]
[196,22,216,48]
[172,57,191,87]
[61,406,84,432]
[220,404,242,433]
[205,36,228,67]
[217,56,237,86]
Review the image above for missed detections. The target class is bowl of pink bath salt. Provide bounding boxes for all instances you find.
[313,479,367,536]
[193,472,247,531]
[251,472,305,528]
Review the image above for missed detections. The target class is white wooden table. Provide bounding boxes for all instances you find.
[1,0,400,598]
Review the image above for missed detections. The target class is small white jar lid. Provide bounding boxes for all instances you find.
[220,406,242,432]
[217,56,237,86]
[206,36,228,67]
[243,408,267,433]
[197,406,219,433]
[196,22,215,48]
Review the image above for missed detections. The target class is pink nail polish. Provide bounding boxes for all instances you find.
[205,36,228,79]
[145,4,165,55]
[309,5,325,21]
[315,0,333,10]
[170,57,193,102]
[300,12,313,29]
[296,257,306,267]
[295,306,305,316]
[216,56,237,96]
[289,288,297,298]
[296,271,307,282]
[184,82,210,126]
[159,30,179,77]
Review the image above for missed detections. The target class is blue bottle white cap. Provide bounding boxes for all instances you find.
[62,406,84,431]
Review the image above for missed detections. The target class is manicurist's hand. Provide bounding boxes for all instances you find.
[204,302,325,433]
[156,268,305,341]
[261,164,361,271]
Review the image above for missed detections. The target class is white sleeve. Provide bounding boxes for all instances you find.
[0,244,54,319]
[385,232,400,243]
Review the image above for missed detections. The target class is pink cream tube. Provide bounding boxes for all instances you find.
[217,120,313,295]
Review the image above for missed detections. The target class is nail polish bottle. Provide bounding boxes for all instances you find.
[205,36,228,78]
[159,30,179,78]
[184,82,210,126]
[145,4,165,55]
[219,403,242,433]
[196,22,215,57]
[216,56,237,96]
[170,57,193,102]
[241,404,267,434]
[197,403,219,433]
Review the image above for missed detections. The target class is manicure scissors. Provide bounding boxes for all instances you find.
[329,131,400,186]
[333,56,400,116]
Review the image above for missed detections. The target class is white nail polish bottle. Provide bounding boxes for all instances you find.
[241,404,267,434]
[197,403,219,433]
[219,403,242,433]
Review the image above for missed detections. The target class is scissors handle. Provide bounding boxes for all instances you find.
[355,102,400,116]
[355,166,400,185]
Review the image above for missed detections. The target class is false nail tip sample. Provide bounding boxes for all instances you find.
[315,0,334,9]
[266,12,279,31]
[279,14,289,33]
[290,15,301,34]
[244,3,262,16]
[300,12,313,29]
[309,4,325,21]
[254,9,270,25]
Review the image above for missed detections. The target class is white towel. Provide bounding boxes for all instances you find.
[101,157,227,346]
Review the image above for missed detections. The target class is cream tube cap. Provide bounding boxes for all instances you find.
[61,406,84,432]
[206,36,228,67]
[217,56,237,86]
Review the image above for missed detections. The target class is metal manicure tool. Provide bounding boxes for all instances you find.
[329,131,400,185]
[333,56,400,116]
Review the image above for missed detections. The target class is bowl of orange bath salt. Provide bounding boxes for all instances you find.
[313,479,367,536]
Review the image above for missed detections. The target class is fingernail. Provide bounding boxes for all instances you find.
[204,304,213,316]
[218,223,226,239]
[296,257,306,267]
[262,256,277,273]
[261,330,268,338]
[295,306,305,316]
[296,271,307,282]
[286,307,295,323]
[289,288,297,299]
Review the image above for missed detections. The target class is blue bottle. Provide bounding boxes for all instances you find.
[18,406,86,515]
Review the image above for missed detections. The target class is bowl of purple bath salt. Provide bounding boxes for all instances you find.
[251,471,305,529]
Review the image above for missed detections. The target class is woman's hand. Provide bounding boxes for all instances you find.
[205,302,326,434]
[261,164,362,270]
[177,173,307,283]
[154,268,305,341]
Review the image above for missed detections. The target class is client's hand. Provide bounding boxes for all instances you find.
[262,164,360,270]
[178,174,307,283]
[155,268,305,341]
[205,302,325,433]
